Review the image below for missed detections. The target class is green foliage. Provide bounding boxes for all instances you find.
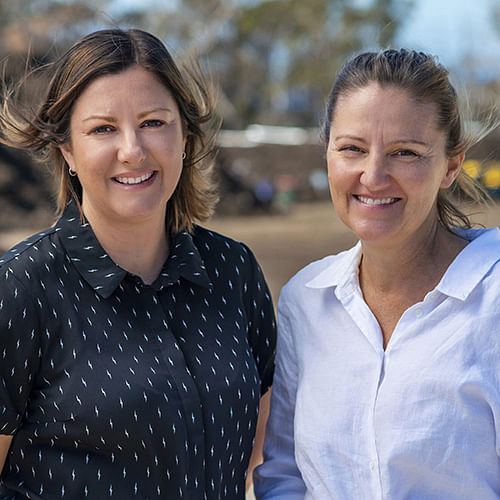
[218,0,415,125]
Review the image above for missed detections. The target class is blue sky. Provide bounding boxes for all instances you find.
[396,0,500,81]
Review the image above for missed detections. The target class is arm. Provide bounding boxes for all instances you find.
[246,390,271,492]
[253,297,306,499]
[0,435,13,473]
[0,270,41,446]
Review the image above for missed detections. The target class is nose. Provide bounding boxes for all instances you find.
[359,152,391,190]
[117,129,146,167]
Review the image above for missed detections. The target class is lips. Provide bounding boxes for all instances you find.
[355,195,399,205]
[114,171,155,185]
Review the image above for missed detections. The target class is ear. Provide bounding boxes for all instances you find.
[440,152,465,189]
[59,142,76,172]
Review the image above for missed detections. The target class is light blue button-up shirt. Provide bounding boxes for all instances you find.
[254,227,500,499]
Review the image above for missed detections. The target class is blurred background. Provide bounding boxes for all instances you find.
[0,0,499,302]
[0,2,498,498]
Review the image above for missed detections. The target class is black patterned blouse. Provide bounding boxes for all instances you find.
[0,201,276,500]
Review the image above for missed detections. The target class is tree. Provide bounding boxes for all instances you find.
[115,0,414,127]
[0,0,414,127]
[0,0,110,55]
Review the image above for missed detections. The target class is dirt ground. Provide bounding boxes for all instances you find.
[3,200,500,305]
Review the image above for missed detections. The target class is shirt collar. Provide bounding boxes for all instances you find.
[57,201,212,299]
[306,242,362,291]
[436,227,500,300]
[305,228,500,302]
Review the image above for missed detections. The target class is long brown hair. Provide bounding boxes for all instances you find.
[0,28,219,233]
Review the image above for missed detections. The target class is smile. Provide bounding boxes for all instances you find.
[114,171,155,185]
[355,195,399,205]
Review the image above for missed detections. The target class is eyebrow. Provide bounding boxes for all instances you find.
[138,107,174,119]
[333,134,429,146]
[333,134,365,143]
[82,107,174,122]
[83,115,117,123]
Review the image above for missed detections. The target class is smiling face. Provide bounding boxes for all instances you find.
[326,83,462,249]
[60,65,186,232]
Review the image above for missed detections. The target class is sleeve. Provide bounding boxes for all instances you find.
[240,243,277,395]
[253,291,307,499]
[0,268,41,435]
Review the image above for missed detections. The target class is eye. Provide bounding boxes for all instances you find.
[91,125,115,134]
[141,119,164,128]
[338,145,364,154]
[393,149,420,158]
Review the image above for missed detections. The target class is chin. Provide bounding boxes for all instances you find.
[112,202,166,224]
[351,223,400,245]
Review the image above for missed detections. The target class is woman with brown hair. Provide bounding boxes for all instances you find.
[0,28,275,499]
[254,49,499,499]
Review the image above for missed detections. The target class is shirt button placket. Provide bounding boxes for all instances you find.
[370,353,385,500]
[153,287,207,497]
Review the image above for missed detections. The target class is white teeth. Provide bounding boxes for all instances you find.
[115,172,154,184]
[357,196,396,205]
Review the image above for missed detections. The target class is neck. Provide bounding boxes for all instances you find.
[85,211,169,285]
[358,221,468,349]
[359,221,467,294]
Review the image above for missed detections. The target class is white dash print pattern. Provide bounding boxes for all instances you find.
[0,201,276,499]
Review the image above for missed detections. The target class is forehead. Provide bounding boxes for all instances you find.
[72,66,177,114]
[331,83,440,137]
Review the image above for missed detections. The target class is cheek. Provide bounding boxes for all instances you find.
[327,158,353,195]
[326,152,337,185]
[407,165,445,193]
[82,141,117,168]
[146,131,184,163]
[162,125,184,147]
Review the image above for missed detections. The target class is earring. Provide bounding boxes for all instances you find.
[68,166,77,177]
[182,152,186,160]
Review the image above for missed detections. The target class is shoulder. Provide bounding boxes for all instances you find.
[445,227,500,299]
[286,254,339,287]
[284,245,357,291]
[278,255,336,311]
[279,244,359,310]
[0,228,61,327]
[0,226,60,277]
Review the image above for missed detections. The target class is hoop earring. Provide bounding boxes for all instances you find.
[182,152,186,160]
[68,166,77,177]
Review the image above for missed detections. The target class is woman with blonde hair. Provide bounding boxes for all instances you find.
[255,49,499,499]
